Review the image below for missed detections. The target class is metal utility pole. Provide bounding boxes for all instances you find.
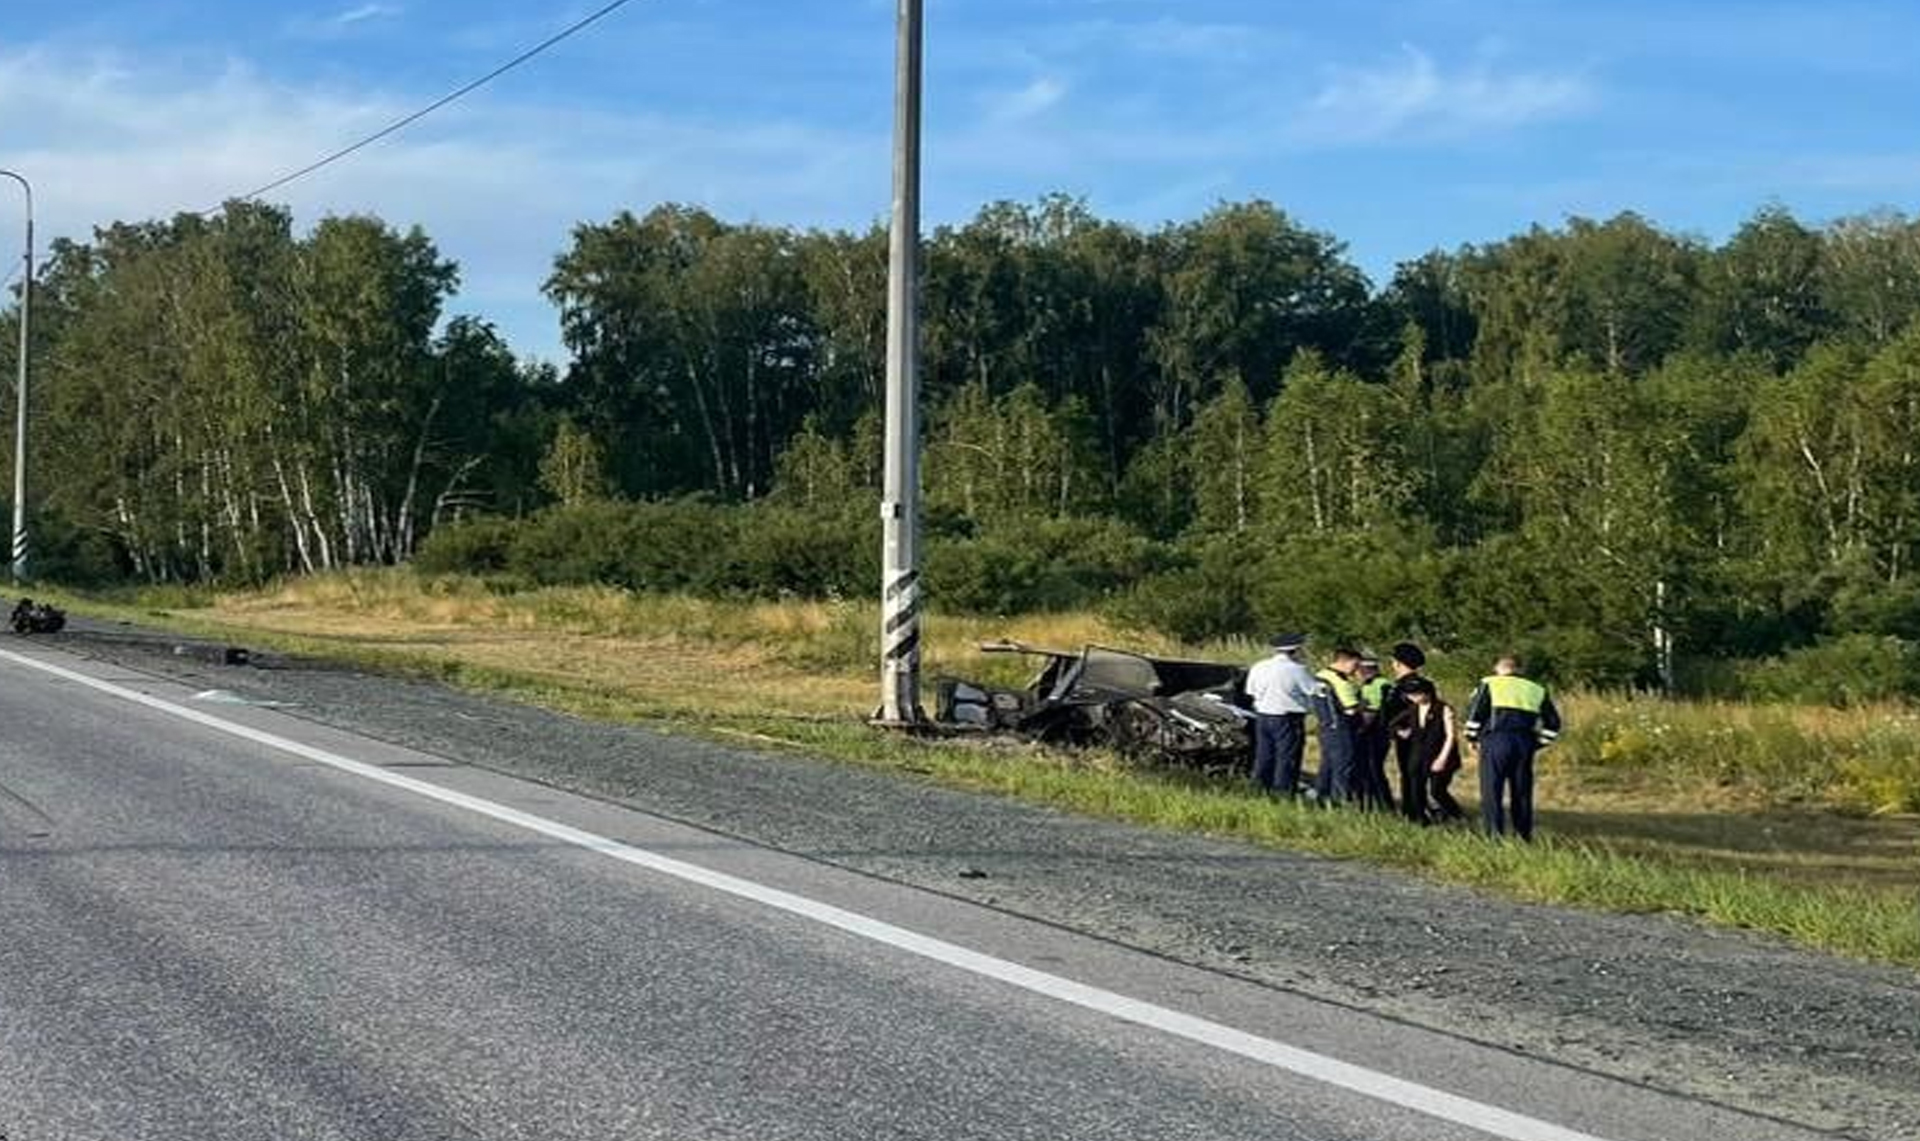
[877,0,924,725]
[0,170,29,584]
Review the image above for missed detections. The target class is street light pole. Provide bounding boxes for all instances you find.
[0,170,29,584]
[877,0,925,725]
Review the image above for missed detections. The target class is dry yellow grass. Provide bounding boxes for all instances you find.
[205,576,870,720]
[196,571,1195,719]
[94,569,1920,897]
[47,570,1920,965]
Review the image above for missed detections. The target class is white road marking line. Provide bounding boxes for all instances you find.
[2,648,1613,1141]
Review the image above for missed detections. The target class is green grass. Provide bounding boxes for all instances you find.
[702,719,1919,966]
[1557,695,1920,816]
[40,572,1920,970]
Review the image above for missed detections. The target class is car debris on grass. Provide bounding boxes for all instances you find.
[933,641,1252,769]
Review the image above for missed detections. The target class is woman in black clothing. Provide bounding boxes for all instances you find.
[1391,677,1465,823]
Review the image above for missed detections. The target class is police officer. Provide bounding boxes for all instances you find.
[1245,633,1316,796]
[1310,647,1365,804]
[1385,641,1432,820]
[1386,641,1429,694]
[1463,655,1563,841]
[1355,655,1396,811]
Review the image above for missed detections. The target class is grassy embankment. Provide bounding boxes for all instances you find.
[48,570,1920,968]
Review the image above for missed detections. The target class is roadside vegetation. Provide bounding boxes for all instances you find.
[14,187,1920,969]
[15,198,1920,701]
[52,571,1920,969]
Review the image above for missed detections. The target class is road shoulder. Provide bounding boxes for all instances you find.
[28,622,1920,1141]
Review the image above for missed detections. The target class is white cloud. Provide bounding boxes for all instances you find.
[282,3,405,40]
[984,76,1068,122]
[0,35,1603,362]
[1295,46,1594,144]
[0,46,883,361]
[333,4,401,26]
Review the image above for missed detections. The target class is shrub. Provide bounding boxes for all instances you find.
[421,501,879,600]
[503,501,639,586]
[926,516,1170,616]
[1448,627,1647,692]
[23,507,131,586]
[1736,635,1920,706]
[603,499,739,593]
[415,517,518,575]
[1114,526,1464,651]
[1111,539,1257,643]
[924,535,1049,615]
[1245,526,1458,650]
[1024,516,1174,600]
[1831,579,1920,641]
[724,506,877,599]
[500,499,737,592]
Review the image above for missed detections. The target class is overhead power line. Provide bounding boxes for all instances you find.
[209,0,643,212]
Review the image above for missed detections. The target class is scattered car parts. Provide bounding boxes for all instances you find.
[10,598,66,635]
[934,641,1252,768]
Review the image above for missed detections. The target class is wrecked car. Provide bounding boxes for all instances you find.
[9,598,66,635]
[934,641,1253,767]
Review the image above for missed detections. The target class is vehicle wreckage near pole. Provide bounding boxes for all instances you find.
[935,642,1256,768]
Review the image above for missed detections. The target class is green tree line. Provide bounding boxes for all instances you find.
[0,202,558,582]
[7,194,1920,689]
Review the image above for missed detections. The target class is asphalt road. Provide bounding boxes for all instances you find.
[0,642,1838,1141]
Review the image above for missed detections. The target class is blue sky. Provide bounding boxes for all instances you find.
[6,1,1920,362]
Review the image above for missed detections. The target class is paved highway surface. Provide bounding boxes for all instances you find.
[0,642,1831,1140]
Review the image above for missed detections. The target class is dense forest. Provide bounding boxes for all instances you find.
[7,194,1920,691]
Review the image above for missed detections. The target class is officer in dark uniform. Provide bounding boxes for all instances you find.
[1384,642,1432,819]
[1462,655,1563,841]
[1386,641,1429,697]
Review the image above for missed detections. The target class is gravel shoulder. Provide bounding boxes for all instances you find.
[37,620,1920,1141]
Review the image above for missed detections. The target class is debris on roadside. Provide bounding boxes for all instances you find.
[933,641,1252,769]
[9,598,66,635]
[172,642,253,667]
[189,688,296,709]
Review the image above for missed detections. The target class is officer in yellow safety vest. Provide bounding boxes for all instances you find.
[1310,647,1365,804]
[1462,655,1563,841]
[1354,655,1396,811]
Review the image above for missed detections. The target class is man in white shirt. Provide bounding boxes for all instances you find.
[1244,633,1318,796]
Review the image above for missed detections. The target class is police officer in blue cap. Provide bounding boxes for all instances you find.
[1245,632,1316,796]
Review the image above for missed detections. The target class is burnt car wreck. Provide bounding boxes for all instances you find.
[934,641,1253,767]
[9,598,66,635]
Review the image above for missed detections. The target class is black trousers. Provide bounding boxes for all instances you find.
[1396,744,1430,823]
[1478,732,1537,840]
[1253,713,1305,794]
[1430,767,1465,820]
[1362,727,1395,811]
